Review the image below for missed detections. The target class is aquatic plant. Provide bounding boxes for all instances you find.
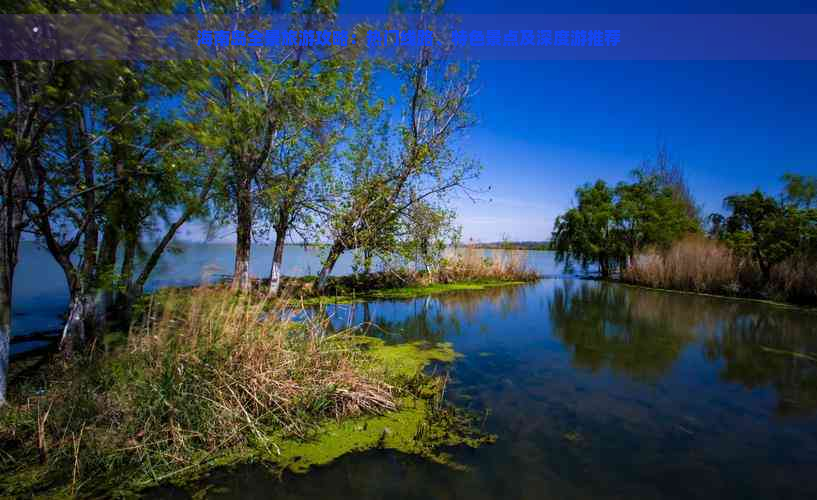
[0,287,490,497]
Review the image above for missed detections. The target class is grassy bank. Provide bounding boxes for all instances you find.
[284,278,532,306]
[0,288,493,498]
[622,236,817,306]
[280,247,540,305]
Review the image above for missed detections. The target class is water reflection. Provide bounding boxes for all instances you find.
[548,281,696,381]
[325,283,532,345]
[703,310,817,416]
[163,279,817,499]
[548,281,817,415]
[325,280,817,420]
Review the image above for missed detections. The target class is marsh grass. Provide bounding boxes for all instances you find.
[433,247,539,284]
[0,287,404,496]
[623,236,740,293]
[623,235,817,305]
[283,246,539,301]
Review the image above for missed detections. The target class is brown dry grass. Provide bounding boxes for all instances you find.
[0,287,398,493]
[623,235,817,305]
[430,246,540,284]
[623,235,741,294]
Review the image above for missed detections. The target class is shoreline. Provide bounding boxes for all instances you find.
[288,278,534,306]
[1,294,496,498]
[602,278,817,313]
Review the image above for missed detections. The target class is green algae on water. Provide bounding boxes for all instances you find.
[0,336,494,498]
[292,280,529,306]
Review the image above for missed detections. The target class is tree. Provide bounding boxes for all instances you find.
[0,59,68,402]
[0,0,177,398]
[400,199,458,274]
[782,173,817,209]
[633,143,700,224]
[614,171,697,263]
[257,58,370,296]
[23,61,163,354]
[552,174,697,278]
[183,0,353,293]
[314,17,480,291]
[722,190,797,281]
[552,180,618,277]
[718,177,817,282]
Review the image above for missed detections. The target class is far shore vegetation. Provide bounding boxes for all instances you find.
[552,145,816,306]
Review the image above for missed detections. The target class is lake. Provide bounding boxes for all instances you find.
[10,241,561,344]
[13,244,817,499]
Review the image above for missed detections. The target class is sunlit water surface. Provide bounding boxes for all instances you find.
[13,244,817,498]
[169,279,815,499]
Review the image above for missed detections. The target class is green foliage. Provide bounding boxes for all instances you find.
[783,173,817,209]
[715,179,817,280]
[552,174,697,277]
[0,289,489,496]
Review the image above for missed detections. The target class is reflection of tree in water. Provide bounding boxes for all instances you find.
[352,284,531,344]
[702,311,817,416]
[550,280,817,415]
[548,281,697,381]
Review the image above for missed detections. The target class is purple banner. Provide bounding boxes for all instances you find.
[1,14,815,60]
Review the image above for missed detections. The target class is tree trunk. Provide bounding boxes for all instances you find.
[59,284,92,359]
[95,225,120,330]
[268,224,287,297]
[599,256,610,278]
[1,164,27,404]
[363,248,372,275]
[0,283,11,405]
[117,236,137,324]
[233,176,253,293]
[128,166,217,314]
[317,240,344,293]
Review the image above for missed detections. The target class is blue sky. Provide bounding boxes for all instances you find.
[189,1,817,242]
[448,59,817,241]
[362,0,817,241]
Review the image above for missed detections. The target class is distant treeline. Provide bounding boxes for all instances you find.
[551,145,816,305]
[470,241,552,251]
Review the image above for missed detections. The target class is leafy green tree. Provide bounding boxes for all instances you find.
[782,173,817,209]
[314,17,481,291]
[722,190,798,281]
[257,59,372,296]
[615,172,697,260]
[174,0,357,293]
[553,174,697,278]
[552,180,618,277]
[632,143,701,223]
[0,58,70,402]
[400,200,459,275]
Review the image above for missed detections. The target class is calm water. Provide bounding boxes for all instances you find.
[153,277,817,500]
[15,245,817,498]
[10,242,559,352]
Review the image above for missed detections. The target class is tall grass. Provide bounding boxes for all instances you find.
[433,246,539,284]
[769,257,817,305]
[623,235,740,293]
[0,287,397,494]
[623,235,817,305]
[286,246,539,299]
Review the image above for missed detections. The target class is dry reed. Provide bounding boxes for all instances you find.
[0,286,399,493]
[623,235,817,305]
[431,246,539,284]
